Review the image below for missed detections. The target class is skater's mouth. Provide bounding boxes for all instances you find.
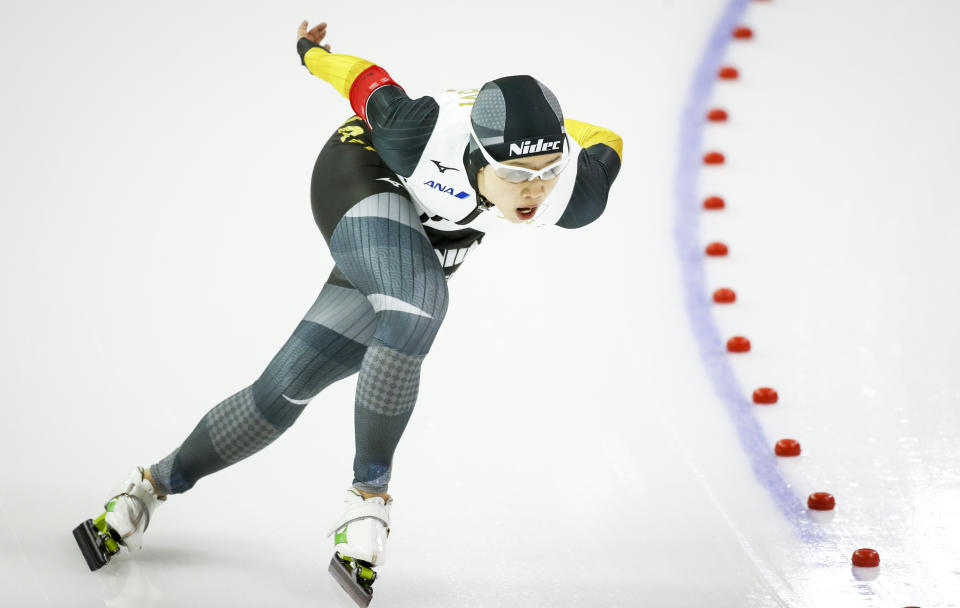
[515,204,539,221]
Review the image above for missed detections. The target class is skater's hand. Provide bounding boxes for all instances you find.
[298,20,331,51]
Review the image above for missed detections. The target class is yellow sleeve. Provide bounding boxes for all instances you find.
[564,118,623,160]
[302,46,375,99]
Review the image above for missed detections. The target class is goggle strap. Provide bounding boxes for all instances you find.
[470,122,569,182]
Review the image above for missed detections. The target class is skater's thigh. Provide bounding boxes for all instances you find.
[327,194,448,356]
[328,194,447,315]
[301,279,377,346]
[311,116,447,352]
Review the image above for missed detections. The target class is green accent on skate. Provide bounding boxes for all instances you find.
[104,535,119,553]
[335,526,348,546]
[94,513,109,533]
[357,565,375,581]
[93,512,120,554]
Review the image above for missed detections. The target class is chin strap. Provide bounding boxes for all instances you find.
[455,193,495,226]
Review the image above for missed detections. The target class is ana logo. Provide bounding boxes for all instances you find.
[508,138,562,157]
[424,180,471,199]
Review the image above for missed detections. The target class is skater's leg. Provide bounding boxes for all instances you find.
[328,192,449,494]
[148,280,377,495]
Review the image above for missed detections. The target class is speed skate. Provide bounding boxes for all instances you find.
[326,488,392,606]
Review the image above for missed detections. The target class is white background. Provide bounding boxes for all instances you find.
[1,0,958,606]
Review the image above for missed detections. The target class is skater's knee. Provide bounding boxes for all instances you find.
[371,285,448,355]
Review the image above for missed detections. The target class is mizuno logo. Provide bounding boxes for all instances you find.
[423,180,471,199]
[508,139,562,157]
[431,160,459,173]
[376,177,401,188]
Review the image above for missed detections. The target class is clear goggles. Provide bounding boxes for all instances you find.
[469,122,570,183]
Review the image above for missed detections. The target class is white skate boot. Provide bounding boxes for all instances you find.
[72,466,166,570]
[104,466,166,550]
[327,487,392,606]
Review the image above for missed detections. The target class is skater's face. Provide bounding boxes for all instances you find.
[477,152,563,223]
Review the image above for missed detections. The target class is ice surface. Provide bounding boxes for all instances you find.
[0,1,958,606]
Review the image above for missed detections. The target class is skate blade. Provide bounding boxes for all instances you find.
[328,554,373,607]
[72,519,108,571]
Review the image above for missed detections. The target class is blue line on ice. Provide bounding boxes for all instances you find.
[672,0,830,546]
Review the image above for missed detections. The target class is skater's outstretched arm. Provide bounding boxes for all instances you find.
[296,21,439,177]
[555,118,624,229]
